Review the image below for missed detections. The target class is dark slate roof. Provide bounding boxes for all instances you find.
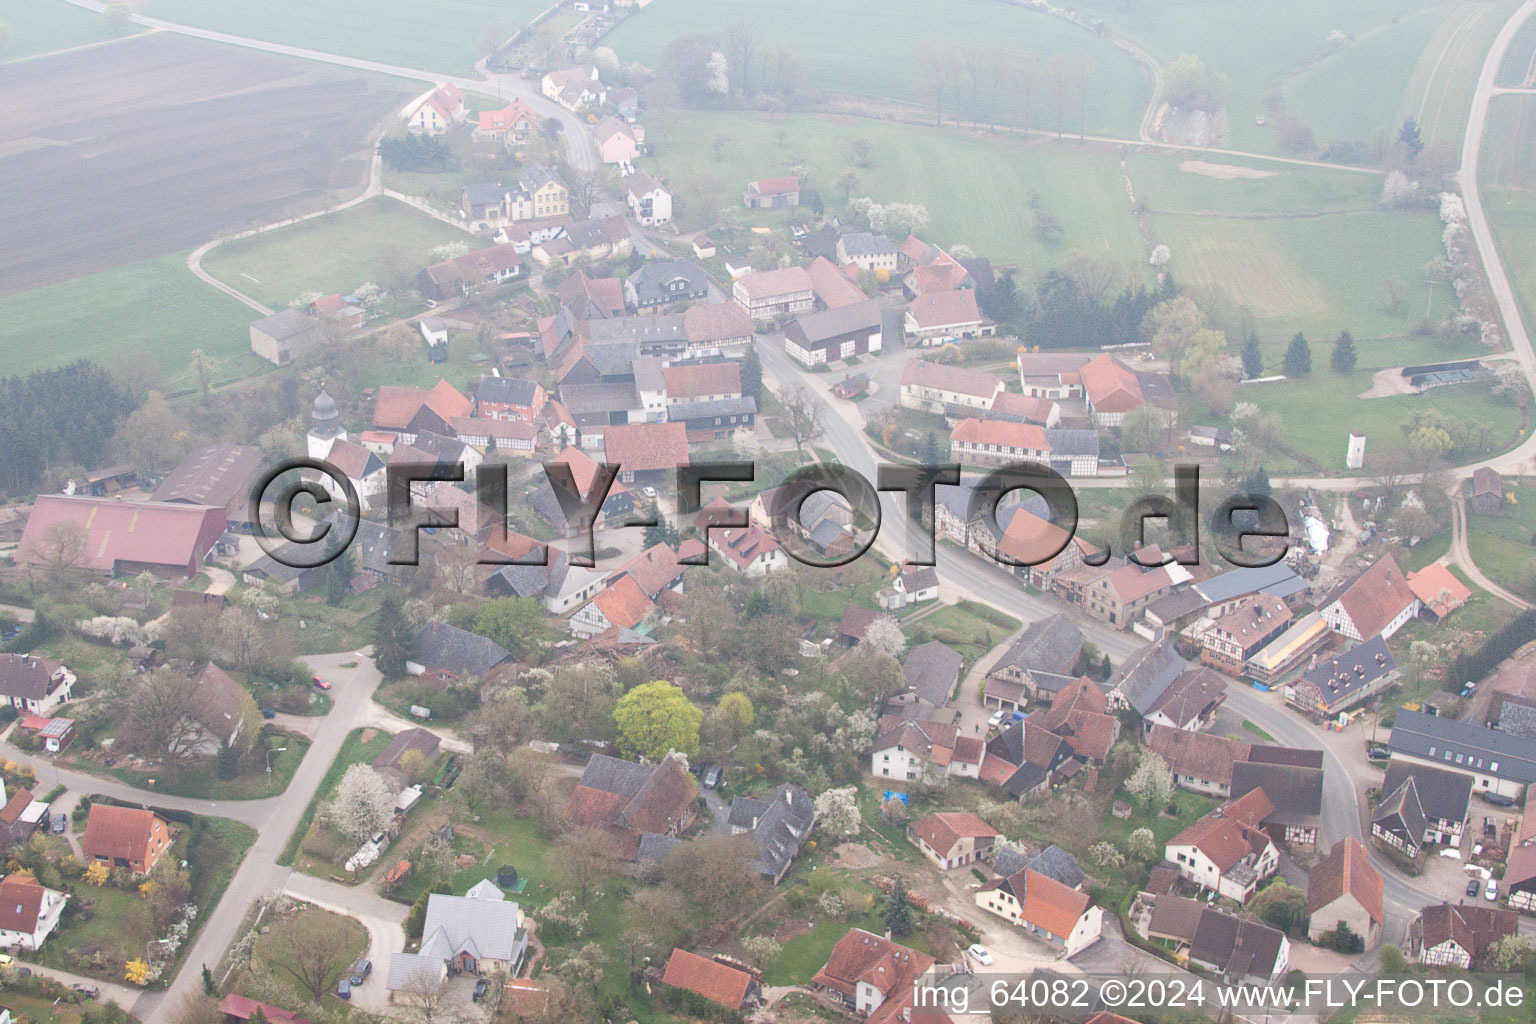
[464,182,507,206]
[902,641,963,708]
[1002,762,1049,797]
[410,622,512,676]
[486,555,561,600]
[1499,699,1536,739]
[900,567,938,593]
[839,231,895,256]
[476,376,541,406]
[667,396,758,421]
[578,753,654,798]
[1191,910,1286,981]
[1378,757,1473,825]
[802,224,840,260]
[991,844,1086,890]
[1298,636,1396,702]
[784,298,883,347]
[741,784,815,879]
[1192,563,1304,604]
[727,796,769,830]
[628,260,709,304]
[1229,761,1323,826]
[1043,429,1100,458]
[1371,772,1429,843]
[637,832,680,861]
[1389,709,1536,784]
[990,615,1085,680]
[1108,641,1187,715]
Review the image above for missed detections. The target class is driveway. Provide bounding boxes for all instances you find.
[283,873,407,1014]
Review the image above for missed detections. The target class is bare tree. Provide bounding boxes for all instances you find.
[397,968,451,1022]
[117,668,204,759]
[915,38,957,125]
[33,520,87,574]
[776,383,824,464]
[555,828,616,910]
[259,909,358,1004]
[1050,55,1067,137]
[1073,55,1094,140]
[1015,51,1037,131]
[722,17,760,97]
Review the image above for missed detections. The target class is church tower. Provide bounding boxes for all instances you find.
[307,386,346,460]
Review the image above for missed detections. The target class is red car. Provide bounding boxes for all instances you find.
[312,674,332,691]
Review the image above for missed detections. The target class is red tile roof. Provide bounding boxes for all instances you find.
[813,928,935,1024]
[1307,837,1382,925]
[1022,868,1091,938]
[1080,354,1144,413]
[220,994,314,1024]
[907,289,982,330]
[684,301,755,343]
[951,418,1049,452]
[1406,562,1471,618]
[18,496,226,574]
[995,509,1098,570]
[476,99,539,134]
[0,789,32,827]
[372,380,471,430]
[899,360,1004,400]
[749,175,799,195]
[661,949,753,1008]
[614,543,683,597]
[737,265,813,301]
[663,362,740,399]
[910,812,998,857]
[1329,555,1418,639]
[807,256,868,309]
[82,805,170,869]
[591,573,654,629]
[990,392,1057,424]
[909,263,969,295]
[0,875,48,934]
[603,422,690,474]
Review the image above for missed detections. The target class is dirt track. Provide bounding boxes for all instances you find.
[0,33,411,295]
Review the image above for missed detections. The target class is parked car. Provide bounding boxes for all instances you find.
[1479,791,1516,807]
[335,977,351,1000]
[966,944,993,966]
[260,707,277,719]
[312,674,332,691]
[0,954,13,966]
[1485,879,1499,902]
[71,983,99,998]
[350,959,372,985]
[473,978,490,1001]
[50,813,66,834]
[988,709,1007,728]
[701,765,722,789]
[1467,878,1482,897]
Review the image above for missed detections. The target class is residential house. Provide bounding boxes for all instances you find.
[1246,612,1332,686]
[1306,838,1383,946]
[407,622,512,679]
[1229,760,1324,848]
[784,299,883,367]
[663,362,740,405]
[1319,556,1420,641]
[475,376,547,422]
[82,805,171,876]
[987,391,1060,428]
[1079,354,1153,427]
[473,99,539,143]
[220,995,315,1024]
[907,812,999,870]
[570,573,656,638]
[661,949,760,1010]
[404,83,465,134]
[1016,352,1092,400]
[609,85,639,120]
[878,566,939,611]
[507,165,570,222]
[153,443,264,531]
[1148,896,1291,986]
[542,66,605,110]
[903,290,992,345]
[1371,758,1473,855]
[975,867,1104,956]
[1200,594,1292,674]
[531,216,630,266]
[559,271,626,320]
[726,783,816,883]
[624,171,672,226]
[0,785,46,854]
[806,255,868,309]
[248,307,322,365]
[1036,677,1122,763]
[625,259,708,310]
[810,929,935,1023]
[1107,642,1187,715]
[185,663,251,754]
[0,656,75,717]
[371,379,473,444]
[1141,667,1227,734]
[904,260,972,299]
[1285,636,1398,719]
[836,232,898,273]
[949,419,1051,468]
[707,523,787,575]
[1471,467,1504,516]
[733,266,815,321]
[1164,789,1279,903]
[563,753,698,860]
[979,719,1074,799]
[990,508,1102,591]
[899,361,1004,414]
[417,244,523,301]
[1062,559,1185,629]
[870,719,983,782]
[743,176,799,209]
[462,182,509,222]
[1191,562,1310,616]
[593,116,640,163]
[603,421,688,486]
[984,615,1086,712]
[0,875,65,952]
[1505,788,1536,911]
[1387,708,1536,799]
[386,881,527,991]
[1408,903,1518,968]
[668,396,757,442]
[889,641,963,720]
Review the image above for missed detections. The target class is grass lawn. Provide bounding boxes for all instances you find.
[76,728,311,800]
[604,0,1148,137]
[1072,0,1462,155]
[0,253,264,382]
[282,728,392,869]
[271,585,387,656]
[908,600,1021,664]
[1482,95,1536,335]
[1394,0,1519,149]
[649,112,1148,275]
[201,196,482,311]
[760,909,890,986]
[0,0,123,60]
[244,906,368,1011]
[1241,719,1278,742]
[0,992,84,1024]
[143,0,548,74]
